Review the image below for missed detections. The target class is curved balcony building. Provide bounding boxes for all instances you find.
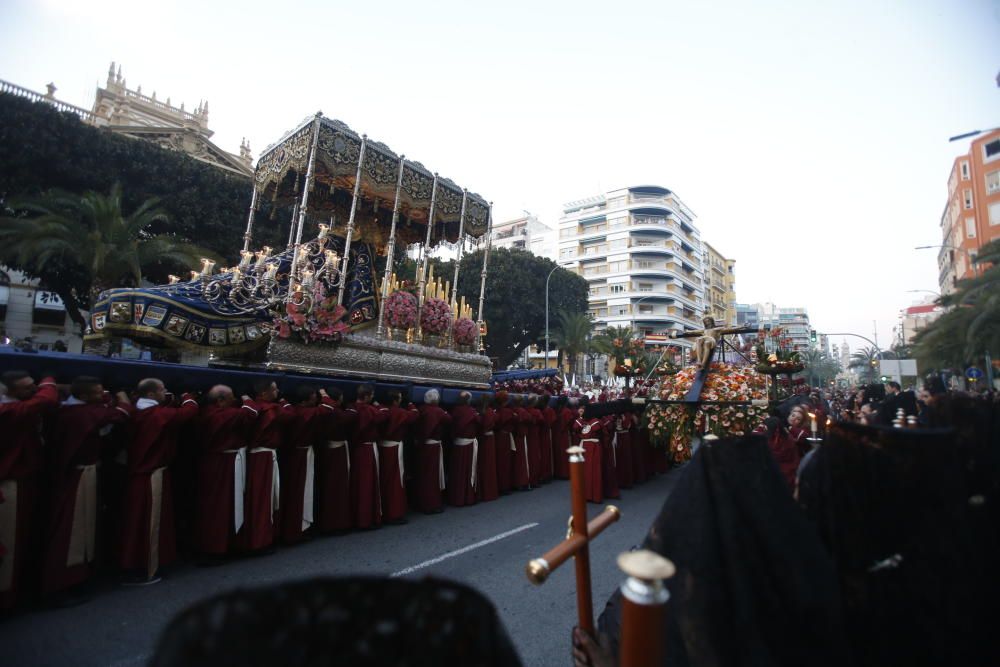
[556,185,706,348]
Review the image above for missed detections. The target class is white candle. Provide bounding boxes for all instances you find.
[239,250,253,269]
[264,263,278,281]
[809,412,817,436]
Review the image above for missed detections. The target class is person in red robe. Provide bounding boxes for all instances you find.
[754,416,801,490]
[476,395,499,502]
[42,377,131,598]
[193,385,257,559]
[553,396,574,479]
[511,396,534,490]
[242,379,294,553]
[278,386,328,545]
[599,414,621,500]
[448,391,481,507]
[414,390,452,513]
[787,408,810,459]
[630,407,648,484]
[119,378,198,583]
[526,396,545,486]
[0,370,58,611]
[540,395,557,483]
[571,402,604,503]
[613,411,635,490]
[378,391,419,524]
[350,384,387,530]
[314,388,355,533]
[493,392,516,495]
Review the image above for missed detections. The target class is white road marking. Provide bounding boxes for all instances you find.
[390,522,540,577]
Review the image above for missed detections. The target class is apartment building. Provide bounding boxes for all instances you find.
[491,212,555,257]
[937,129,1000,294]
[703,242,736,325]
[556,185,705,349]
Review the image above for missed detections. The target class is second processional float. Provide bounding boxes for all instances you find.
[85,112,496,387]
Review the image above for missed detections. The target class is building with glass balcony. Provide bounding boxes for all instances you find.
[556,185,705,349]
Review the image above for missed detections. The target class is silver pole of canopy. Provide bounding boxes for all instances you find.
[286,114,322,299]
[416,173,440,327]
[336,135,369,306]
[476,202,494,353]
[376,155,407,337]
[450,189,468,310]
[241,184,258,253]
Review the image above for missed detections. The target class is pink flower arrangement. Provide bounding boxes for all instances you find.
[453,317,478,346]
[385,290,418,329]
[273,288,350,344]
[420,297,453,335]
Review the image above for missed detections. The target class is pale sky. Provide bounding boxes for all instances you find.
[2,0,998,351]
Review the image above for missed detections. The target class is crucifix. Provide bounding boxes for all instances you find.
[670,316,757,402]
[526,445,676,666]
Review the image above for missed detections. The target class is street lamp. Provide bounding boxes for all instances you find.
[915,244,979,279]
[544,266,559,370]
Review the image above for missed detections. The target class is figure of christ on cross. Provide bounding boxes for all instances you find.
[670,316,758,402]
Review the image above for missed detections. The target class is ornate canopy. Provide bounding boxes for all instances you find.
[254,115,490,241]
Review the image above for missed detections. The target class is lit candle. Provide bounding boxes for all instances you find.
[444,280,450,302]
[168,275,180,284]
[231,267,242,283]
[302,268,315,288]
[201,258,215,275]
[255,246,272,269]
[239,250,253,269]
[190,271,200,280]
[264,263,278,281]
[808,412,817,437]
[317,223,329,241]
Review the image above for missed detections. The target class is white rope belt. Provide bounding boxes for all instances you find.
[296,445,314,530]
[424,439,445,490]
[379,440,405,487]
[249,447,280,518]
[453,437,478,488]
[222,448,247,533]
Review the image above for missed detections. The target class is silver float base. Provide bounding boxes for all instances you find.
[266,334,492,388]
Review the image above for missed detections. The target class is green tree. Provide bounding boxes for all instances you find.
[800,348,841,386]
[551,311,596,375]
[450,248,589,368]
[0,185,217,333]
[849,345,882,382]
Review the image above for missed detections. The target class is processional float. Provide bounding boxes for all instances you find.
[86,112,495,387]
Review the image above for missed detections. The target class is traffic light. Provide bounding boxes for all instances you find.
[809,329,817,343]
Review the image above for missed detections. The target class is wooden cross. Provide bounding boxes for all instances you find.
[669,324,758,403]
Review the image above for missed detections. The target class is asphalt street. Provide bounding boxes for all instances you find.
[2,469,680,667]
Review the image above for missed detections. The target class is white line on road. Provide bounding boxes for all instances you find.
[390,522,540,578]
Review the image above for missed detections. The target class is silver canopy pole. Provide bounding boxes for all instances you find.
[287,114,322,296]
[476,202,494,352]
[450,189,468,311]
[241,184,258,253]
[376,156,407,337]
[416,173,440,312]
[336,135,369,306]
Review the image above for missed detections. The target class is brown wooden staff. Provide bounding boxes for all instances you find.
[525,445,621,634]
[617,549,675,667]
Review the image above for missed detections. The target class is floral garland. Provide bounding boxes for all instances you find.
[420,297,453,335]
[274,287,350,344]
[453,317,478,346]
[611,336,647,376]
[385,290,418,330]
[753,326,802,373]
[643,362,767,464]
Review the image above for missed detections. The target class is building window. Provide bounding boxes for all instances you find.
[616,307,628,316]
[965,217,976,238]
[637,282,653,292]
[990,201,1000,226]
[638,305,654,314]
[559,247,576,259]
[960,161,970,179]
[610,284,626,294]
[963,189,973,209]
[608,261,628,273]
[987,170,1000,195]
[985,138,1000,163]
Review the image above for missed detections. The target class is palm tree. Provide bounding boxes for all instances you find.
[0,185,217,331]
[551,310,596,376]
[848,345,881,382]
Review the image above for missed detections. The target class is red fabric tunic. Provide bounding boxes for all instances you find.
[350,401,387,529]
[378,404,418,521]
[476,407,499,502]
[42,398,130,594]
[553,407,575,479]
[539,405,557,483]
[314,401,355,532]
[414,404,452,512]
[755,425,802,490]
[493,406,517,494]
[511,407,533,489]
[0,378,57,610]
[193,403,257,556]
[526,406,544,486]
[278,404,326,544]
[613,413,635,489]
[789,426,809,460]
[118,397,198,576]
[241,399,293,551]
[447,404,481,507]
[630,414,648,484]
[599,416,621,500]
[572,417,604,503]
